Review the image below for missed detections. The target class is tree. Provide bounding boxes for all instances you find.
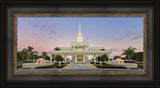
[21,49,28,61]
[30,51,38,60]
[96,56,102,62]
[133,52,143,62]
[45,56,50,61]
[114,56,121,60]
[54,47,61,51]
[42,52,47,60]
[21,54,26,61]
[26,46,34,60]
[55,55,64,66]
[17,52,21,60]
[100,49,105,51]
[28,46,34,52]
[96,56,102,67]
[96,54,109,67]
[101,54,109,62]
[122,46,136,60]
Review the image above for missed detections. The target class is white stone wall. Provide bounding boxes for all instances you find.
[22,63,54,69]
[108,63,138,68]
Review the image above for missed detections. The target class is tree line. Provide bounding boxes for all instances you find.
[113,46,143,62]
[17,46,49,61]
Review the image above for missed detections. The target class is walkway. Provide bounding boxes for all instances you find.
[62,62,97,69]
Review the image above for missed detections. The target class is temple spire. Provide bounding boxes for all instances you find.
[77,20,83,42]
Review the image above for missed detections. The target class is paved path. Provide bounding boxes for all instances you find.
[62,63,97,69]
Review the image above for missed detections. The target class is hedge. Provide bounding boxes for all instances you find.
[95,64,126,69]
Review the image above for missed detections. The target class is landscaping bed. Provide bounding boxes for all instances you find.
[35,64,68,69]
[55,64,67,68]
[35,64,55,69]
[94,64,126,69]
[17,64,22,68]
[138,63,143,69]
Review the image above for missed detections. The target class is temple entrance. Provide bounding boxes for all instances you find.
[77,55,83,61]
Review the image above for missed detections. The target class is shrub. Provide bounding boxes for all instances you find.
[54,47,61,51]
[124,61,136,63]
[35,64,55,69]
[55,64,66,68]
[17,64,22,68]
[90,62,94,64]
[95,64,126,69]
[138,64,143,69]
[100,49,105,51]
[21,68,31,69]
[130,68,139,69]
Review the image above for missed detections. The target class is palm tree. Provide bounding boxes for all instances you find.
[21,54,26,61]
[122,46,136,60]
[133,52,143,62]
[42,52,47,60]
[21,48,28,60]
[28,46,34,52]
[27,46,34,60]
[22,48,28,52]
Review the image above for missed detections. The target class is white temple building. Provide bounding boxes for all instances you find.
[48,20,111,63]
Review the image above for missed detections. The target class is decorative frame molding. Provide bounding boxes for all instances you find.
[14,13,147,75]
[1,1,159,87]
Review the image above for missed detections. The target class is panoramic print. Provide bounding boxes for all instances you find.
[17,17,144,73]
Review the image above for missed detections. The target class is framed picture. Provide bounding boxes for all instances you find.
[1,0,159,87]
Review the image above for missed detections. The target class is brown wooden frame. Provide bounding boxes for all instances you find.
[14,13,147,75]
[1,0,159,87]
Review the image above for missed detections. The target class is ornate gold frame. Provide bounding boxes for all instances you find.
[14,13,147,75]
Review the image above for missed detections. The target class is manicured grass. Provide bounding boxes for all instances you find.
[94,64,126,69]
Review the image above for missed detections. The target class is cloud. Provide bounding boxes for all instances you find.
[48,36,52,39]
[26,18,57,35]
[47,36,58,41]
[107,48,116,52]
[131,34,142,40]
[50,29,57,35]
[85,37,88,40]
[54,39,58,41]
[84,37,89,41]
[115,30,143,40]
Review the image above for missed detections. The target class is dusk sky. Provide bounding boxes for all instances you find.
[17,17,143,58]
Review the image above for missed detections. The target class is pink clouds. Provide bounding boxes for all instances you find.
[17,17,143,58]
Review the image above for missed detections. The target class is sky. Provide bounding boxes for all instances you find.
[17,17,143,58]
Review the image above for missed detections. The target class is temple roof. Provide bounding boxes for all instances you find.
[71,42,89,47]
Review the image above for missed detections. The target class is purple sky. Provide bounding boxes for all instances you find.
[17,17,143,58]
